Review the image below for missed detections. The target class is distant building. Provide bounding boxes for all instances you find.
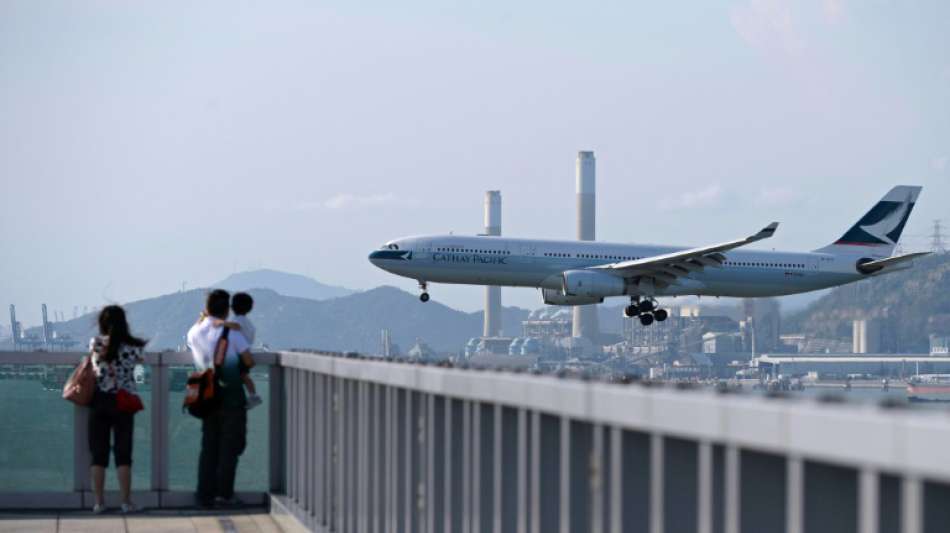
[407,339,437,361]
[931,335,950,356]
[740,298,781,353]
[757,353,950,377]
[853,319,882,354]
[703,332,742,354]
[522,308,573,341]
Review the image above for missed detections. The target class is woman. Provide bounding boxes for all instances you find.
[88,305,147,514]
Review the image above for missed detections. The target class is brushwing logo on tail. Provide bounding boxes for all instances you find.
[836,193,915,246]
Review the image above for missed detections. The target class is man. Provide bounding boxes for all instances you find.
[187,289,255,507]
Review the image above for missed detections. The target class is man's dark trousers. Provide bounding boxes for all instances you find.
[197,407,247,504]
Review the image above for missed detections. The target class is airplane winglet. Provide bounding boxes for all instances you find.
[752,222,779,241]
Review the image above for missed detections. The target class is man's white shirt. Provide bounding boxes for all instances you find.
[187,318,250,371]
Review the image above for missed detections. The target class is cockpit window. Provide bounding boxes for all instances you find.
[380,243,400,250]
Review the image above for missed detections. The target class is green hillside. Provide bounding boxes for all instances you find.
[784,253,950,352]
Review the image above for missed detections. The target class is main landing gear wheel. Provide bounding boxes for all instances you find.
[654,309,668,322]
[639,314,654,326]
[624,304,640,318]
[638,299,655,313]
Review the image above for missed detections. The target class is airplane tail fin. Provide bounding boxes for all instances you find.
[814,185,922,256]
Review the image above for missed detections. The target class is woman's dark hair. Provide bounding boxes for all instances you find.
[97,305,147,362]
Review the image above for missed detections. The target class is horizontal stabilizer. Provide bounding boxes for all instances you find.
[857,252,930,274]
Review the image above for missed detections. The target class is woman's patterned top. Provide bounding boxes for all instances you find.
[89,336,143,394]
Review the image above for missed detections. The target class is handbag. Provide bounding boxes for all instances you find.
[183,327,229,419]
[116,389,144,414]
[62,356,96,406]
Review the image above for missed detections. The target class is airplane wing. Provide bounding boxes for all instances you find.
[857,252,931,274]
[591,222,779,287]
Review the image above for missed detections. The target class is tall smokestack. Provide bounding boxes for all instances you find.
[41,303,51,348]
[484,190,502,337]
[573,151,600,340]
[9,305,18,348]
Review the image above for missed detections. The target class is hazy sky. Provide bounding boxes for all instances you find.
[2,0,949,326]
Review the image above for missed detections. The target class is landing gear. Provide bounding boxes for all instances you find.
[418,281,430,303]
[624,297,667,326]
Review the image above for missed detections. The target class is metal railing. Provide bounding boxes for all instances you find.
[274,351,950,533]
[0,351,281,510]
[4,349,950,532]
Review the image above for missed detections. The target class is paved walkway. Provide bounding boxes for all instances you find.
[0,510,283,533]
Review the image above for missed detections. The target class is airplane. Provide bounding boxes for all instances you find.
[369,186,928,325]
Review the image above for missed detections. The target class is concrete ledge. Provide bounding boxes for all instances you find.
[269,494,325,533]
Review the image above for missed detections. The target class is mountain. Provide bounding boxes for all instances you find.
[27,286,531,354]
[213,269,354,301]
[784,253,950,352]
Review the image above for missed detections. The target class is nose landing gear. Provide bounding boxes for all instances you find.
[418,281,430,302]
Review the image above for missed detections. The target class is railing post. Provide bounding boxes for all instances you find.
[901,476,922,533]
[591,424,604,533]
[858,467,879,533]
[517,408,528,533]
[786,456,804,533]
[724,445,740,533]
[698,441,713,533]
[150,354,169,503]
[73,404,90,498]
[650,434,664,533]
[609,427,622,533]
[559,416,570,533]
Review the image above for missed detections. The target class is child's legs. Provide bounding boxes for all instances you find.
[241,373,257,395]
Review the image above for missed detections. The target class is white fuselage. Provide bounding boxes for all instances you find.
[369,235,873,299]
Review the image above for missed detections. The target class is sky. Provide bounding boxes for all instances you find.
[2,0,949,326]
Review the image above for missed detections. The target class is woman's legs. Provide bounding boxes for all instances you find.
[88,393,111,507]
[113,412,135,504]
[117,465,131,504]
[90,466,106,505]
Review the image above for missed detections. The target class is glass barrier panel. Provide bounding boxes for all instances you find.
[168,366,269,492]
[0,364,75,491]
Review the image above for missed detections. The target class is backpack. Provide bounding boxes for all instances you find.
[183,327,229,419]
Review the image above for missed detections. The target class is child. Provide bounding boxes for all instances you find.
[229,292,262,409]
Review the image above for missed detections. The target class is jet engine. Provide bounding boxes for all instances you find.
[541,288,603,306]
[561,270,626,298]
[855,257,883,275]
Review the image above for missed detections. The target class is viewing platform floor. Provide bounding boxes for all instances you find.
[0,509,283,533]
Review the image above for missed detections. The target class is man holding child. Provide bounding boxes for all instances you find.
[186,289,257,508]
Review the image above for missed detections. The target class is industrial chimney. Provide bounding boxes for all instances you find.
[573,151,600,340]
[41,303,51,349]
[484,190,502,337]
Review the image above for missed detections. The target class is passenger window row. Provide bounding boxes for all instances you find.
[724,261,805,268]
[437,247,510,255]
[543,252,643,260]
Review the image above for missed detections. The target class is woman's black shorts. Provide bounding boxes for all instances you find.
[88,391,135,467]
